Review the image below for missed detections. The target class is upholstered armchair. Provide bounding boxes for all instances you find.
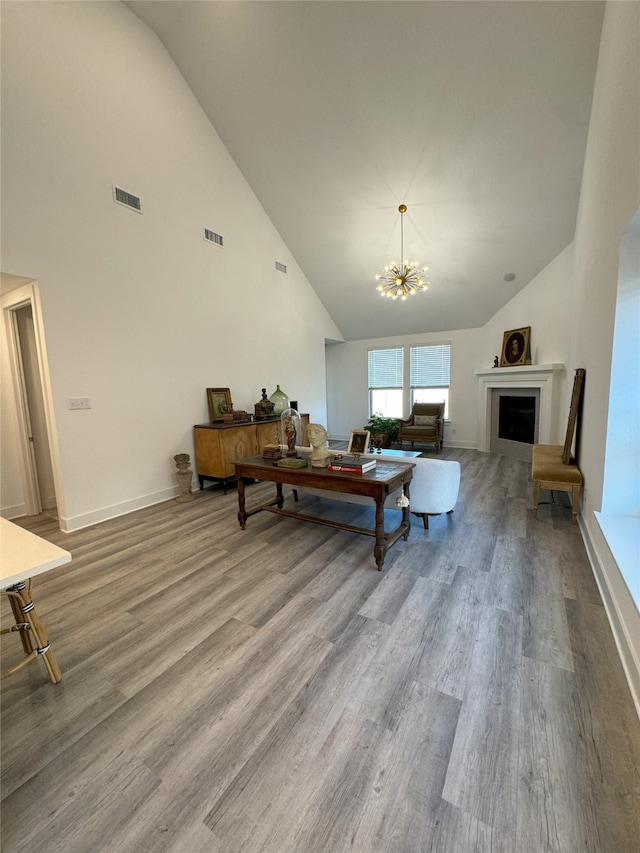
[398,402,445,452]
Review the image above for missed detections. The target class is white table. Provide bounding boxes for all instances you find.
[1,518,71,683]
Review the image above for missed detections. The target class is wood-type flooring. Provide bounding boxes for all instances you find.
[1,448,639,853]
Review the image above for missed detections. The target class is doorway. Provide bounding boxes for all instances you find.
[1,277,61,519]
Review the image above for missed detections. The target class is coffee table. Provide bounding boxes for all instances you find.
[234,455,415,570]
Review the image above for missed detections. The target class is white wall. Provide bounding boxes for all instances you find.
[0,1,342,530]
[569,1,640,712]
[571,0,640,515]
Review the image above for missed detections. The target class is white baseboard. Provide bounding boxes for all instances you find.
[443,440,477,450]
[579,513,640,721]
[59,484,185,533]
[1,503,28,520]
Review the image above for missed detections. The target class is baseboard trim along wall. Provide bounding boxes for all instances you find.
[1,502,28,520]
[59,484,189,533]
[580,514,640,722]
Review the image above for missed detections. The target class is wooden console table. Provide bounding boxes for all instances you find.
[194,415,309,491]
[234,455,414,571]
[1,518,71,683]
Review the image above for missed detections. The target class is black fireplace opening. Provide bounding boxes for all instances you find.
[498,395,536,444]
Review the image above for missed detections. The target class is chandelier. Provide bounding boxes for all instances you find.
[375,204,429,300]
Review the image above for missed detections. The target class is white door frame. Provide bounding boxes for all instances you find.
[7,304,41,513]
[2,281,66,523]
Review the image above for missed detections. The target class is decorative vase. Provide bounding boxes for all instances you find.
[269,385,289,415]
[280,407,301,457]
[173,453,195,503]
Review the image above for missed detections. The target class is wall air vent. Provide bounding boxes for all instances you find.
[204,228,224,247]
[113,186,142,213]
[275,261,287,273]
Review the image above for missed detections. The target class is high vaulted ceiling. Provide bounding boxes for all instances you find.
[125,0,604,341]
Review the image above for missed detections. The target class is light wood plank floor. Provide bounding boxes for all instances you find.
[2,449,639,853]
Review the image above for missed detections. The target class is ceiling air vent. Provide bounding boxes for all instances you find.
[204,228,224,247]
[113,186,142,213]
[275,261,287,273]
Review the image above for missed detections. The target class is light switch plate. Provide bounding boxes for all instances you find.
[68,397,91,410]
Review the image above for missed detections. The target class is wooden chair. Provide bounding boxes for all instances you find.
[398,402,445,452]
[532,368,585,523]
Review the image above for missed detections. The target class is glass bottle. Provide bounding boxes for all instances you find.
[269,384,289,415]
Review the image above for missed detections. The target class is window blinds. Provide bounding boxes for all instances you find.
[368,347,403,388]
[410,344,450,387]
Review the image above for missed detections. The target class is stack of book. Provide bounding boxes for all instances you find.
[327,455,377,473]
[262,444,282,460]
[222,410,248,423]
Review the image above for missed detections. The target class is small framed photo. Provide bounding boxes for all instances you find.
[500,327,531,367]
[348,430,370,455]
[207,387,233,421]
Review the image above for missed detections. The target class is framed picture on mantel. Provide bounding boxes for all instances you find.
[207,387,232,422]
[500,326,531,367]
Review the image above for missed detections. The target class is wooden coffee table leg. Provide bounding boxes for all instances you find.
[237,478,247,529]
[276,482,284,509]
[402,481,411,540]
[374,496,386,571]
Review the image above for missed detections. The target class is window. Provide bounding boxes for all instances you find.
[410,343,450,418]
[597,207,639,609]
[368,342,451,418]
[368,347,403,417]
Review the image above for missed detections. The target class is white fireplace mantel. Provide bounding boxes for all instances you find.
[474,363,565,452]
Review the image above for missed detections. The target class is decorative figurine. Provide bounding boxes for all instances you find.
[281,407,301,457]
[173,453,195,503]
[255,388,275,419]
[493,355,499,368]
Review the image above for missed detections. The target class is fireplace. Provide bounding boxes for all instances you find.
[491,388,539,460]
[499,395,536,444]
[474,363,565,453]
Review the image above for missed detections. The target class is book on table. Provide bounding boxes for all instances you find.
[276,457,308,469]
[328,456,376,473]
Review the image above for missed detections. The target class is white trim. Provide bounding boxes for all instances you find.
[1,282,67,525]
[59,485,184,533]
[2,299,41,513]
[1,502,28,520]
[581,513,640,721]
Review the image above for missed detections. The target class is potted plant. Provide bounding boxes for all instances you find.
[363,413,400,448]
